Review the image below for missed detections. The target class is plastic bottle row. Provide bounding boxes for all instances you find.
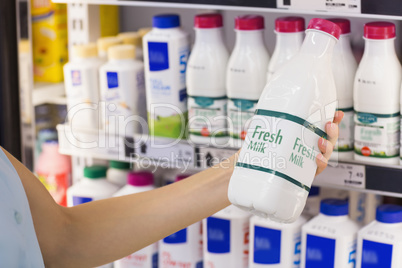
[65,165,402,268]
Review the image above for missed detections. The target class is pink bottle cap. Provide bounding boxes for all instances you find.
[194,13,223,28]
[364,21,396,39]
[235,15,264,30]
[127,171,154,186]
[307,18,341,40]
[327,18,351,34]
[175,174,190,182]
[275,17,305,33]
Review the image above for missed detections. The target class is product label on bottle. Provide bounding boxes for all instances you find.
[117,244,158,268]
[361,240,392,268]
[305,234,335,268]
[146,41,189,139]
[188,96,227,139]
[71,70,82,86]
[236,109,327,192]
[253,226,281,264]
[228,98,258,140]
[207,217,230,253]
[163,228,187,244]
[72,196,93,206]
[293,232,302,267]
[354,111,400,158]
[335,108,354,152]
[38,172,69,206]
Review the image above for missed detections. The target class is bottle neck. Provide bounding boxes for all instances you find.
[363,38,396,57]
[275,31,304,50]
[234,29,265,48]
[334,34,353,54]
[299,30,337,60]
[194,28,225,45]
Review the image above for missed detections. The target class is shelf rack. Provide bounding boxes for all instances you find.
[33,82,66,106]
[57,124,402,198]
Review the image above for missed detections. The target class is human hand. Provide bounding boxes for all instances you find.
[315,111,345,176]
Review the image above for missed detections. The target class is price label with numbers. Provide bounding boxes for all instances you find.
[314,162,366,189]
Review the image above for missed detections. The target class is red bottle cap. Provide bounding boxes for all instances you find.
[127,171,154,186]
[235,15,264,30]
[327,18,351,34]
[307,18,341,40]
[364,21,396,39]
[275,17,305,33]
[194,13,223,29]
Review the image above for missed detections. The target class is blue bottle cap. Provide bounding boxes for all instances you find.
[309,186,320,197]
[153,14,180,29]
[376,204,402,223]
[320,198,349,216]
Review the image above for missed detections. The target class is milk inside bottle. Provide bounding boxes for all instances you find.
[328,18,357,161]
[354,21,401,164]
[228,18,340,223]
[356,204,402,268]
[187,13,229,146]
[249,214,307,267]
[267,16,304,82]
[113,172,158,268]
[301,199,359,268]
[227,15,270,148]
[203,205,251,268]
[143,14,190,139]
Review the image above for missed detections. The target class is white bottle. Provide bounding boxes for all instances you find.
[143,14,190,139]
[107,160,132,187]
[354,21,401,164]
[249,214,307,268]
[301,199,359,268]
[63,43,102,130]
[187,13,229,146]
[97,36,123,62]
[356,204,402,268]
[349,192,382,225]
[99,45,146,137]
[228,18,340,223]
[67,165,119,206]
[117,32,143,61]
[203,205,251,268]
[267,16,304,82]
[328,18,358,161]
[113,171,158,268]
[303,186,321,218]
[227,15,270,148]
[159,175,202,268]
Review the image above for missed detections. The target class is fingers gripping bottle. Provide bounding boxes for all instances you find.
[143,14,190,139]
[228,18,340,223]
[328,18,357,161]
[187,13,229,146]
[227,15,270,148]
[267,16,305,82]
[354,22,401,164]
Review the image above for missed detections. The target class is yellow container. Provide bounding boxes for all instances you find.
[31,1,68,83]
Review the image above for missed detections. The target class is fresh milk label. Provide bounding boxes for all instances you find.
[188,96,227,138]
[335,108,354,152]
[228,98,258,141]
[253,226,281,264]
[354,111,400,158]
[147,41,189,139]
[236,109,326,192]
[361,240,393,268]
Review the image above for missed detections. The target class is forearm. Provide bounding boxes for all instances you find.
[61,157,234,267]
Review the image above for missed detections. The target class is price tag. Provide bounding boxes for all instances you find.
[197,147,237,168]
[314,162,366,189]
[276,0,361,13]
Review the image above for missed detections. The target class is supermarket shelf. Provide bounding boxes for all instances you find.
[52,0,402,20]
[33,82,66,106]
[57,123,402,197]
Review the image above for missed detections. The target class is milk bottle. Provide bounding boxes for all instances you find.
[328,18,357,161]
[267,16,304,81]
[354,21,401,164]
[143,14,190,139]
[356,204,402,268]
[301,199,359,268]
[203,205,251,268]
[227,15,270,148]
[187,13,229,146]
[228,18,340,222]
